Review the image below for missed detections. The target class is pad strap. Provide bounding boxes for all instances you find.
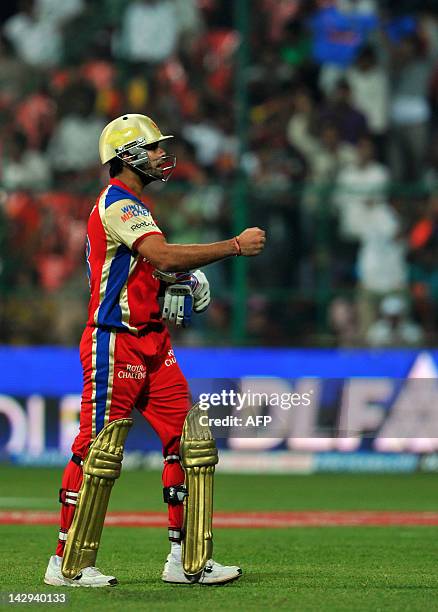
[58,528,68,542]
[163,485,188,505]
[165,454,180,463]
[71,453,83,466]
[59,489,79,507]
[168,527,183,542]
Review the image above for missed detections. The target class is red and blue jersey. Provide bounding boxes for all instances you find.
[85,178,163,334]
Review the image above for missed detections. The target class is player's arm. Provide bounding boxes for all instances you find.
[136,228,266,272]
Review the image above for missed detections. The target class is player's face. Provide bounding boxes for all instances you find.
[146,141,166,160]
[144,142,175,181]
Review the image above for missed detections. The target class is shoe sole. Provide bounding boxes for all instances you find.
[44,577,79,588]
[163,569,242,586]
[44,577,118,588]
[200,569,243,586]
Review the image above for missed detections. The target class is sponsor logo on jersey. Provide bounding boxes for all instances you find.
[165,349,176,367]
[120,203,151,223]
[118,363,147,380]
[131,220,155,232]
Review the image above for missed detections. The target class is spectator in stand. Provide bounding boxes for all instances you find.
[355,198,408,338]
[366,294,423,347]
[334,136,389,240]
[328,297,359,347]
[320,79,368,145]
[2,130,51,191]
[47,81,105,176]
[409,192,438,333]
[115,0,178,64]
[115,0,201,65]
[35,0,84,25]
[261,0,302,44]
[15,85,56,150]
[294,122,357,187]
[389,33,433,182]
[347,45,390,158]
[420,10,438,58]
[3,0,66,68]
[170,140,206,184]
[309,0,378,94]
[288,90,358,228]
[286,87,317,152]
[0,34,33,110]
[287,88,357,185]
[280,20,312,69]
[182,102,233,171]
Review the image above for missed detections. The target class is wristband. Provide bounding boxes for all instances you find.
[233,236,242,256]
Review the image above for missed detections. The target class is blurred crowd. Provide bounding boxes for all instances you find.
[1,0,438,347]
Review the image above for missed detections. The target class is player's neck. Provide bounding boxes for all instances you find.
[115,168,144,199]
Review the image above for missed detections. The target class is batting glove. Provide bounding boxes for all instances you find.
[162,284,194,327]
[154,269,211,327]
[188,270,210,313]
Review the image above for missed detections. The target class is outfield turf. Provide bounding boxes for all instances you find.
[1,466,438,611]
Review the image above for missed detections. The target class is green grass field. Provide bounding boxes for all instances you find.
[1,466,438,611]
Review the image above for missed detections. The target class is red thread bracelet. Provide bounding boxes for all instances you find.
[233,236,242,256]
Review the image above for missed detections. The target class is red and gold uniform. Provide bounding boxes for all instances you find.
[56,178,190,556]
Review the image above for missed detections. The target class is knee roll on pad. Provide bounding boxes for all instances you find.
[163,484,188,505]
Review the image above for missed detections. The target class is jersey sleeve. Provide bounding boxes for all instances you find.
[103,198,162,251]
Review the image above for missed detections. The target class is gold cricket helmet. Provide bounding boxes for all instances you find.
[99,114,176,182]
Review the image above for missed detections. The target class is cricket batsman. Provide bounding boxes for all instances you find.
[43,114,265,587]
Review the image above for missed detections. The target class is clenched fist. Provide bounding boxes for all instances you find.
[237,227,266,256]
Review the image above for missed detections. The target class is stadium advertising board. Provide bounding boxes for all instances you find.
[0,348,437,472]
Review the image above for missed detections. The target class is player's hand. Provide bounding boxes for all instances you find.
[237,227,266,256]
[162,284,194,327]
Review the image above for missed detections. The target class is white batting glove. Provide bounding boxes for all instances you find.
[154,269,211,326]
[190,269,210,312]
[162,284,194,327]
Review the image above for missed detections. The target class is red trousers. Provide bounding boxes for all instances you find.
[56,325,190,555]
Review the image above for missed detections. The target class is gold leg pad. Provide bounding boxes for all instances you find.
[61,418,132,579]
[181,404,218,579]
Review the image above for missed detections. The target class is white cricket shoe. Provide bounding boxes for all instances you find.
[44,555,118,587]
[162,553,242,585]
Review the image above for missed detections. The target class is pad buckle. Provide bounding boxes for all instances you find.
[163,485,188,505]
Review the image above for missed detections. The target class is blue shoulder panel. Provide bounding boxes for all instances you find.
[104,185,146,210]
